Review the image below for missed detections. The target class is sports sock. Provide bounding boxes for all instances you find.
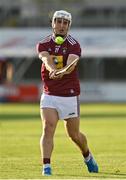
[43,158,50,164]
[82,150,92,162]
[84,153,92,162]
[82,149,89,158]
[43,163,51,169]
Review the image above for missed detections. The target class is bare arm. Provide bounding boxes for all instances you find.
[39,52,79,79]
[63,54,79,75]
[38,51,56,72]
[38,51,64,79]
[52,54,79,77]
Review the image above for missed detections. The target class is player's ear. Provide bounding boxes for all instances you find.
[51,20,55,28]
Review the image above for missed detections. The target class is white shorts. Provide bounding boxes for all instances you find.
[40,93,80,120]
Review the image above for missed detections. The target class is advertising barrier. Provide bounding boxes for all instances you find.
[0,84,40,102]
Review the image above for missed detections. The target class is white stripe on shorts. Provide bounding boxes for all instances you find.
[40,93,80,120]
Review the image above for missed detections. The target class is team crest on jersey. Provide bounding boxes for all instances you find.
[55,46,60,53]
[62,47,67,54]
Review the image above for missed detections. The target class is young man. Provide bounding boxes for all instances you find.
[36,10,98,176]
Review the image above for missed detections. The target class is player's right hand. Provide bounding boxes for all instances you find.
[49,70,63,79]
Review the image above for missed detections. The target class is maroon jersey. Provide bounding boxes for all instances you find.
[36,34,81,97]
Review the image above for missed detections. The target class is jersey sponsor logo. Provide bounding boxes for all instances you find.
[51,55,63,69]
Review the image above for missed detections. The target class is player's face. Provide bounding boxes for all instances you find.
[53,18,70,37]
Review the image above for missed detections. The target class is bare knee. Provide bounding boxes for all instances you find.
[42,122,56,138]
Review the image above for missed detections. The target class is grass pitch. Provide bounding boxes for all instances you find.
[0,103,126,179]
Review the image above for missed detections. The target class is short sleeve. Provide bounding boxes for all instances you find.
[36,42,48,54]
[69,43,81,57]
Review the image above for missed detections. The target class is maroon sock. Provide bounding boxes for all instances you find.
[43,158,50,164]
[83,149,90,158]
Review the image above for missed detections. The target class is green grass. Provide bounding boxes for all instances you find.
[0,103,126,179]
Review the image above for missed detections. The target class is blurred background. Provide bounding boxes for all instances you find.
[1,0,126,103]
